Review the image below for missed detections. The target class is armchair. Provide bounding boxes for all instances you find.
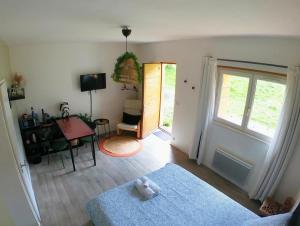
[117,99,142,139]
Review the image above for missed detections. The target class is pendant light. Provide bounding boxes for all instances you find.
[121,26,131,52]
[112,26,141,89]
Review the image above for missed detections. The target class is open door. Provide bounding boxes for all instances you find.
[0,80,41,225]
[141,63,162,138]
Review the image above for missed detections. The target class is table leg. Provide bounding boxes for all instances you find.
[69,143,76,171]
[91,135,96,166]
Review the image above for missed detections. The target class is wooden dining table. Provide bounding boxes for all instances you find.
[56,116,96,171]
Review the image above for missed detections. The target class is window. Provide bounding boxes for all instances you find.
[215,68,286,140]
[217,73,249,125]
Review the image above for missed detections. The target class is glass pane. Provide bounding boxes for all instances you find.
[160,64,176,133]
[248,80,286,137]
[217,73,249,125]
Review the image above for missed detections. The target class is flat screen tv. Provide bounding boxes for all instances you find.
[80,73,106,92]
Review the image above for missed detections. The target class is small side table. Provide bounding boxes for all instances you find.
[94,118,111,138]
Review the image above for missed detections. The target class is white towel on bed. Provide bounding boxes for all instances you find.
[135,177,160,200]
[140,176,161,194]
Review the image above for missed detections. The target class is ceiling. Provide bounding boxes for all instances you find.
[1,0,300,45]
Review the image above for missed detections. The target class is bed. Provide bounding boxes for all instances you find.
[86,163,260,226]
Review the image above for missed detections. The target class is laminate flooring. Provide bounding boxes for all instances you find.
[30,134,260,226]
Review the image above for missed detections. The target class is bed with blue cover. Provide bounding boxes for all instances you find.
[86,163,259,226]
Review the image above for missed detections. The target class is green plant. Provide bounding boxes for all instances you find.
[78,113,91,123]
[163,122,170,127]
[78,113,96,129]
[112,51,142,83]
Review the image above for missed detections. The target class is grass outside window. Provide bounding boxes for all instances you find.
[160,64,176,132]
[215,68,286,140]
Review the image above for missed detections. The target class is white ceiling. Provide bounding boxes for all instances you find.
[1,0,300,45]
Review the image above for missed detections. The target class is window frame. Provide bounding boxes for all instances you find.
[214,68,286,142]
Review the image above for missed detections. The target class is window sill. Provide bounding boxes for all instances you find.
[212,120,271,145]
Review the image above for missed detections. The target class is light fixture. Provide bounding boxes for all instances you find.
[121,26,131,52]
[112,25,141,90]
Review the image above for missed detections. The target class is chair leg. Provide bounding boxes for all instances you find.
[117,128,120,135]
[137,121,141,139]
[47,148,50,165]
[137,128,141,139]
[60,154,65,169]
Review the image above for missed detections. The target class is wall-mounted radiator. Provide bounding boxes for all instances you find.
[212,148,253,187]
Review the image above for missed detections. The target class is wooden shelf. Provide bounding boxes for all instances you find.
[9,95,25,101]
[8,88,25,101]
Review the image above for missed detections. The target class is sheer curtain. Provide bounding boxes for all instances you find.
[249,66,300,201]
[189,56,217,164]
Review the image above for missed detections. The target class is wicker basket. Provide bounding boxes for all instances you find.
[119,58,139,84]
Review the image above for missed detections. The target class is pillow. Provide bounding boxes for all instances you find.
[289,203,300,226]
[122,112,141,125]
[242,213,292,226]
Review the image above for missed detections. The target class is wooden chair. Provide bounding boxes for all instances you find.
[117,99,142,139]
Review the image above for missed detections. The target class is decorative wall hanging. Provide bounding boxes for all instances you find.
[8,73,25,101]
[112,26,142,86]
[60,102,70,118]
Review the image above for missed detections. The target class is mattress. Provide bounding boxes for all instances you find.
[86,163,258,226]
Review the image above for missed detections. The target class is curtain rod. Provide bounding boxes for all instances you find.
[217,58,288,69]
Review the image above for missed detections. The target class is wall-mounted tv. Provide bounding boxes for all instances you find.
[80,73,106,92]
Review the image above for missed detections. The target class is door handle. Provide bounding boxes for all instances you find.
[20,162,27,168]
[19,162,28,173]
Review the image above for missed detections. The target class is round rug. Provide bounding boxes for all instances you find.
[98,136,142,157]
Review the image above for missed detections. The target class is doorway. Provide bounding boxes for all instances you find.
[159,63,176,134]
[141,63,176,139]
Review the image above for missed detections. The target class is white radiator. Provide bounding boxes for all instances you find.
[212,148,253,187]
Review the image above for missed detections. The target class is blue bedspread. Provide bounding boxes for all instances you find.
[86,163,258,226]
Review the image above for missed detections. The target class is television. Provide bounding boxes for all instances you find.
[80,73,106,92]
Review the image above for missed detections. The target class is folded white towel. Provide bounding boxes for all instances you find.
[140,176,161,194]
[135,178,156,200]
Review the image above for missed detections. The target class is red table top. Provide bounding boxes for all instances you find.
[56,116,95,141]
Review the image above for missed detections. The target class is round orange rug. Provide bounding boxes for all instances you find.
[98,136,142,157]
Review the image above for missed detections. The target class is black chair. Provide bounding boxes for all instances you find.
[50,137,69,167]
[39,126,68,167]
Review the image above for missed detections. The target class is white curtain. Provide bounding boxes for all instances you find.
[189,56,217,164]
[249,66,300,201]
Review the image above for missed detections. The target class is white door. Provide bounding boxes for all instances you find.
[0,81,41,223]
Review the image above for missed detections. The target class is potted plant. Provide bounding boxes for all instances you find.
[78,113,96,129]
[112,52,142,84]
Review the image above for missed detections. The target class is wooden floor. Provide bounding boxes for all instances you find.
[30,134,260,226]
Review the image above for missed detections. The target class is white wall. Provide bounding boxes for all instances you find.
[9,43,140,130]
[0,41,11,82]
[0,195,15,226]
[205,123,269,191]
[139,37,300,199]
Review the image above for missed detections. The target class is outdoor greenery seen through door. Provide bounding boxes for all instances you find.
[160,64,176,133]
